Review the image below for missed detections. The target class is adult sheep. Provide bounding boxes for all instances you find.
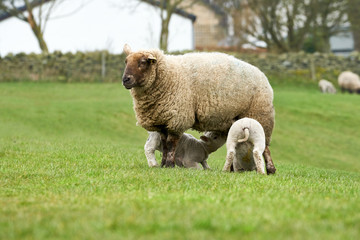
[338,71,360,94]
[122,44,276,174]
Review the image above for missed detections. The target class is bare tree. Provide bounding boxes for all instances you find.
[247,0,318,52]
[212,0,316,52]
[142,0,197,51]
[214,0,350,53]
[347,0,360,51]
[310,0,348,53]
[0,0,64,53]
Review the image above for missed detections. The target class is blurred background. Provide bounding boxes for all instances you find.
[1,0,359,83]
[1,0,359,54]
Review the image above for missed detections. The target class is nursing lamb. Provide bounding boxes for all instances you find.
[223,118,266,174]
[145,131,226,169]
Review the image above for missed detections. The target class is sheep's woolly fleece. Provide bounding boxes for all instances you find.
[338,71,360,92]
[128,48,275,145]
[318,79,336,94]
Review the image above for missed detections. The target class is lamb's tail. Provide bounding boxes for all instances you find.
[238,128,249,143]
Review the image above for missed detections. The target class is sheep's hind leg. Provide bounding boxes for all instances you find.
[164,133,180,168]
[263,146,276,174]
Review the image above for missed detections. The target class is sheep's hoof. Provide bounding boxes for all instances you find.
[266,166,276,175]
[164,160,175,168]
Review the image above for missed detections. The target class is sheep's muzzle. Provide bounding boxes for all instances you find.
[122,75,135,89]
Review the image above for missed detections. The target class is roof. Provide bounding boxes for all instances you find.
[141,0,197,22]
[0,0,52,22]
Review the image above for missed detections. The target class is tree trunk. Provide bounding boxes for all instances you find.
[348,0,360,51]
[160,19,170,51]
[27,8,49,54]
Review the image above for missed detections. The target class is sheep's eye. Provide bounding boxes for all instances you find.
[214,137,218,140]
[124,60,127,64]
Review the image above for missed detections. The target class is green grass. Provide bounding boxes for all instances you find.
[0,83,359,240]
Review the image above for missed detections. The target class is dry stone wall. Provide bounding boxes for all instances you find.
[1,51,359,84]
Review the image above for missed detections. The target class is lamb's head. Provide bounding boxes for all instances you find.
[122,44,157,90]
[200,131,226,153]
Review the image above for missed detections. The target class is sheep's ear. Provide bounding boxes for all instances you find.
[123,44,132,55]
[200,136,209,142]
[147,55,157,64]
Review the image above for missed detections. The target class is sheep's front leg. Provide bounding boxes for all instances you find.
[263,146,276,174]
[144,146,159,168]
[164,133,180,168]
[160,132,168,167]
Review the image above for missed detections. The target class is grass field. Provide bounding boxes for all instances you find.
[1,82,359,239]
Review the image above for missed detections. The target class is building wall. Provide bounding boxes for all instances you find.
[330,30,354,56]
[187,2,226,50]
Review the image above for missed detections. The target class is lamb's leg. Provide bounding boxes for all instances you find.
[253,148,266,175]
[164,133,180,168]
[201,160,211,170]
[223,151,235,172]
[223,143,236,172]
[263,146,276,174]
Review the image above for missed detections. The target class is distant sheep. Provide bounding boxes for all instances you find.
[318,79,336,94]
[122,44,276,174]
[144,131,226,169]
[338,71,360,94]
[223,118,266,175]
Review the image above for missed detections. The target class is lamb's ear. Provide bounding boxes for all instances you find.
[147,54,157,64]
[123,44,132,55]
[200,136,209,142]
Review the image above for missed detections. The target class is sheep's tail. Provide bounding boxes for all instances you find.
[238,128,250,143]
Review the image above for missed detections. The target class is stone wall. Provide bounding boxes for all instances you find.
[0,51,125,83]
[233,51,360,85]
[1,51,359,84]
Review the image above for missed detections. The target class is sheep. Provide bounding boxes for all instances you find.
[122,44,276,174]
[144,131,226,169]
[223,118,266,174]
[338,71,360,94]
[318,79,336,94]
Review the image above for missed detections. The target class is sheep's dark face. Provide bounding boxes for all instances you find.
[122,52,157,90]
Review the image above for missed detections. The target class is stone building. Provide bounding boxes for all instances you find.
[187,0,228,50]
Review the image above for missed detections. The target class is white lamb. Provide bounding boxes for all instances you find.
[145,131,226,169]
[318,79,336,94]
[223,118,266,174]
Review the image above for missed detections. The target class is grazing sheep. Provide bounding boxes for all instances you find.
[338,71,360,94]
[318,79,336,94]
[122,44,276,174]
[144,131,226,169]
[223,118,266,174]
